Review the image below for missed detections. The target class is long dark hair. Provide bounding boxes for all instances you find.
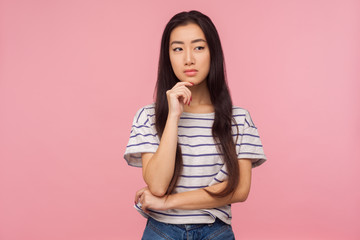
[155,10,239,197]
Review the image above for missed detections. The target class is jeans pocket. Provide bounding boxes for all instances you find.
[204,224,235,240]
[141,218,175,240]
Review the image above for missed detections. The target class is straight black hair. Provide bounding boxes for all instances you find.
[155,10,239,197]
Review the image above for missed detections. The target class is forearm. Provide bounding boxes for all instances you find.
[166,180,248,210]
[143,114,179,195]
[166,159,252,209]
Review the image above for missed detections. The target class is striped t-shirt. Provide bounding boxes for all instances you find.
[124,103,267,225]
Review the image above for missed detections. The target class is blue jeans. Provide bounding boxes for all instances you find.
[141,217,235,240]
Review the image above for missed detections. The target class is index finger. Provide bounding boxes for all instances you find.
[174,81,194,88]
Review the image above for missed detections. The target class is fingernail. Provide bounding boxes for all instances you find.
[190,96,192,101]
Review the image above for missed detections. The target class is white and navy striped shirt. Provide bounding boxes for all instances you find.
[124,103,266,224]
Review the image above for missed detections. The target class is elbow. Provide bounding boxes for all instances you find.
[143,173,169,197]
[233,191,250,203]
[148,185,168,197]
[237,195,249,202]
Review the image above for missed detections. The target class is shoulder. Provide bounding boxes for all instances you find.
[232,106,255,128]
[232,106,249,116]
[132,103,156,125]
[135,103,155,115]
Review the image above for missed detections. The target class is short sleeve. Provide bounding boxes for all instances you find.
[235,110,267,168]
[124,105,159,167]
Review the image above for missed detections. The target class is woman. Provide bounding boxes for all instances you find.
[124,10,267,239]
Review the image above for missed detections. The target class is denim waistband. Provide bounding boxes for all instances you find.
[149,217,227,231]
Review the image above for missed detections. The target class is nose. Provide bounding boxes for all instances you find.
[184,48,195,66]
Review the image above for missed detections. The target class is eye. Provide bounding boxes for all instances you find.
[195,46,205,51]
[173,47,183,52]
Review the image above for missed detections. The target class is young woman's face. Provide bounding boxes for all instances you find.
[169,23,210,85]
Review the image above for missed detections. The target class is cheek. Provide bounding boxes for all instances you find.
[202,57,210,77]
[200,54,210,71]
[170,56,182,73]
[199,51,210,63]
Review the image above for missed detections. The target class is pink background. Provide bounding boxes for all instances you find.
[1,0,359,239]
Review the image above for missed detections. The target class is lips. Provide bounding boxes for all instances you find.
[184,69,198,77]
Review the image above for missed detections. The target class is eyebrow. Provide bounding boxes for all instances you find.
[170,39,207,45]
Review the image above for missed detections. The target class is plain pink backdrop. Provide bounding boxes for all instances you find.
[1,0,359,239]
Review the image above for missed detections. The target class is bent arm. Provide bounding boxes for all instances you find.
[136,159,252,211]
[142,114,179,197]
[142,82,192,197]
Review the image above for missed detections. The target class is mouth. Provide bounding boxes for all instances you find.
[184,69,198,77]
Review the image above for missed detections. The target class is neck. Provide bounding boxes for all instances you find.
[183,80,214,113]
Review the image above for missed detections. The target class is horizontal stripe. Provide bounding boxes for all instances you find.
[182,153,222,157]
[181,173,218,178]
[179,143,220,148]
[239,152,264,155]
[203,211,216,219]
[178,125,212,129]
[176,185,208,189]
[178,124,244,129]
[129,132,259,139]
[239,143,263,147]
[180,114,245,121]
[130,133,158,138]
[127,142,159,148]
[150,210,209,217]
[183,163,224,167]
[241,133,260,138]
[128,142,261,151]
[132,124,150,129]
[180,116,214,121]
[178,133,260,138]
[178,134,213,138]
[179,143,262,148]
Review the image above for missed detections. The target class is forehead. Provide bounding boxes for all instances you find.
[169,23,206,42]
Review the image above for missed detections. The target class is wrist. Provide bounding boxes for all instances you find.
[164,194,176,210]
[167,112,181,122]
